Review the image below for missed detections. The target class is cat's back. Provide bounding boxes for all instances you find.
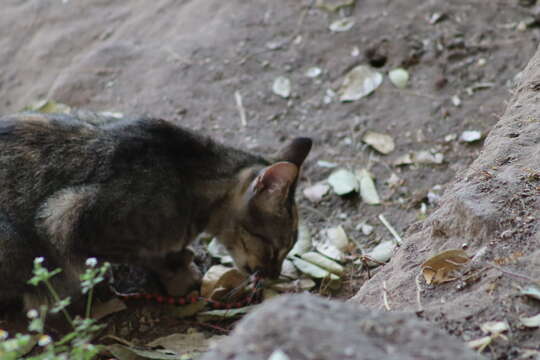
[0,112,103,153]
[0,112,114,221]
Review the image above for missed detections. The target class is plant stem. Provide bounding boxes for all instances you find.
[44,279,73,328]
[85,288,93,319]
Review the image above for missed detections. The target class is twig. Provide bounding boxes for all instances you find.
[186,321,231,334]
[382,281,391,311]
[488,263,540,285]
[290,5,309,43]
[101,335,135,347]
[383,88,442,101]
[415,273,424,313]
[235,91,247,127]
[378,214,403,246]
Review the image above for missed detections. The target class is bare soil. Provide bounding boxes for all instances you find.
[1,0,539,358]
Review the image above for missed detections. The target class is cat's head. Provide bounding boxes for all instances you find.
[217,138,312,279]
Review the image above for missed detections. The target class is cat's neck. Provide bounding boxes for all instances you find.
[201,167,258,237]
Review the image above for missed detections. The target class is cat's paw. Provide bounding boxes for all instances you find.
[160,262,202,297]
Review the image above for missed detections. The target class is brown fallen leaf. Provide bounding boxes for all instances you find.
[201,265,248,301]
[91,298,127,320]
[421,249,470,285]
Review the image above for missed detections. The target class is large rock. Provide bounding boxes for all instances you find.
[202,294,484,360]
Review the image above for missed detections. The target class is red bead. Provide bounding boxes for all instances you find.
[156,296,164,303]
[168,297,175,305]
[144,294,153,300]
[178,298,185,305]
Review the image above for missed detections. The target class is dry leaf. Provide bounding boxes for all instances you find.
[520,313,540,328]
[421,249,470,285]
[197,306,255,322]
[481,321,509,336]
[521,285,540,300]
[288,221,312,257]
[327,168,359,195]
[201,265,247,301]
[301,251,344,275]
[91,298,127,320]
[467,336,492,352]
[147,330,223,356]
[356,168,381,204]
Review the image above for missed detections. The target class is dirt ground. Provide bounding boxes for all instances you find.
[1,0,539,358]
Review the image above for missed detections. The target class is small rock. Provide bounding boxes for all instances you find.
[393,153,413,166]
[358,223,374,236]
[268,349,290,360]
[460,130,482,143]
[317,160,339,168]
[338,65,383,102]
[444,133,457,142]
[362,131,395,154]
[413,150,444,164]
[305,67,322,78]
[323,88,337,104]
[303,183,330,202]
[272,76,291,98]
[388,68,409,89]
[329,18,355,32]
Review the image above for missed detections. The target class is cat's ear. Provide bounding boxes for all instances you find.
[273,137,312,168]
[247,162,298,212]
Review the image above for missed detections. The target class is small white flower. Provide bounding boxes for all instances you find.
[38,334,52,346]
[34,257,45,264]
[85,257,98,267]
[26,309,38,319]
[0,329,8,340]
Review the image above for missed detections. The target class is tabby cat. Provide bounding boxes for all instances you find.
[0,112,311,309]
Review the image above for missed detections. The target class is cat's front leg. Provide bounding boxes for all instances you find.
[146,248,202,296]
